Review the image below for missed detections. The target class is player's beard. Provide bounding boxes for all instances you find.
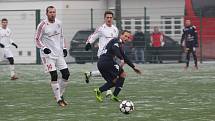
[48,16,55,23]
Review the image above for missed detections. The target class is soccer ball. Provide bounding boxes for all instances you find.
[119,100,134,114]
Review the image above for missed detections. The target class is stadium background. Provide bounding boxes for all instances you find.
[0,0,214,64]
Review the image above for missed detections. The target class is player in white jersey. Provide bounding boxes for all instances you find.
[35,6,70,107]
[85,11,119,97]
[0,18,18,80]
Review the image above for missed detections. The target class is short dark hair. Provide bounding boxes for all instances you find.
[121,30,131,35]
[46,6,55,13]
[1,18,8,22]
[104,10,113,18]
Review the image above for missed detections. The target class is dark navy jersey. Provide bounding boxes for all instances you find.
[99,38,135,68]
[181,25,198,48]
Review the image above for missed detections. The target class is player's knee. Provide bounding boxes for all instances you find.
[61,68,70,80]
[7,57,14,65]
[50,71,58,81]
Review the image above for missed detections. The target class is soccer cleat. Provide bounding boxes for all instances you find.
[11,76,18,80]
[106,90,112,97]
[61,96,68,105]
[57,100,66,107]
[194,65,198,70]
[84,72,91,83]
[94,88,103,102]
[111,95,121,102]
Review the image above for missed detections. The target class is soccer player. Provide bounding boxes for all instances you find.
[85,11,119,96]
[181,19,198,69]
[35,6,70,107]
[0,18,18,80]
[94,30,142,102]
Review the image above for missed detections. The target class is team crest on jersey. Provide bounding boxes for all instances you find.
[114,43,119,47]
[114,65,119,71]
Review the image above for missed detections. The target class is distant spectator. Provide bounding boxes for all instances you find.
[133,29,145,63]
[150,26,164,63]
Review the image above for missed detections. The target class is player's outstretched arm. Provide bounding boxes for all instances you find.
[133,66,142,75]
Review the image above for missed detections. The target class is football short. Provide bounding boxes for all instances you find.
[97,59,124,83]
[41,56,68,73]
[2,48,13,58]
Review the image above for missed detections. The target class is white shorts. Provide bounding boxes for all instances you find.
[41,56,68,73]
[3,48,13,58]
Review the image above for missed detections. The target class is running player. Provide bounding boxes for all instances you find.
[0,18,18,80]
[85,11,119,96]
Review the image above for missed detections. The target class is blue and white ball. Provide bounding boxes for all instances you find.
[119,100,134,114]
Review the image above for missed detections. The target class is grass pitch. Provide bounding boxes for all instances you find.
[0,63,215,121]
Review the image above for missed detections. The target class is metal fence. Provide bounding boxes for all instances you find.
[0,7,214,64]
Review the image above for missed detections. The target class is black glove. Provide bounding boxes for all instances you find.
[12,43,18,48]
[0,43,4,48]
[85,43,92,51]
[63,49,67,57]
[43,48,51,54]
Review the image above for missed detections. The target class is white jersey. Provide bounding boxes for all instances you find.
[35,18,66,59]
[87,23,118,57]
[0,27,13,48]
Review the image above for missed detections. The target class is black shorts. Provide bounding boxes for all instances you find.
[97,59,124,83]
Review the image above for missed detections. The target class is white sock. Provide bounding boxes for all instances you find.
[106,89,112,95]
[91,70,101,76]
[51,81,61,102]
[58,79,68,97]
[9,65,15,77]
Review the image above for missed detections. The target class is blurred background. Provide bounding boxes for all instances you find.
[0,0,214,64]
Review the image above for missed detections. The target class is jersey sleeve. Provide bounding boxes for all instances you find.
[193,26,198,47]
[60,23,66,49]
[112,41,135,68]
[35,21,46,49]
[86,26,101,44]
[112,42,124,60]
[9,29,14,44]
[180,29,185,45]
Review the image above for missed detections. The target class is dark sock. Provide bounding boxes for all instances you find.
[186,52,190,67]
[99,82,114,93]
[192,52,198,67]
[113,77,125,97]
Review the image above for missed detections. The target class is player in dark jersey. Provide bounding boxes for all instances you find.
[94,30,142,102]
[181,20,198,69]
